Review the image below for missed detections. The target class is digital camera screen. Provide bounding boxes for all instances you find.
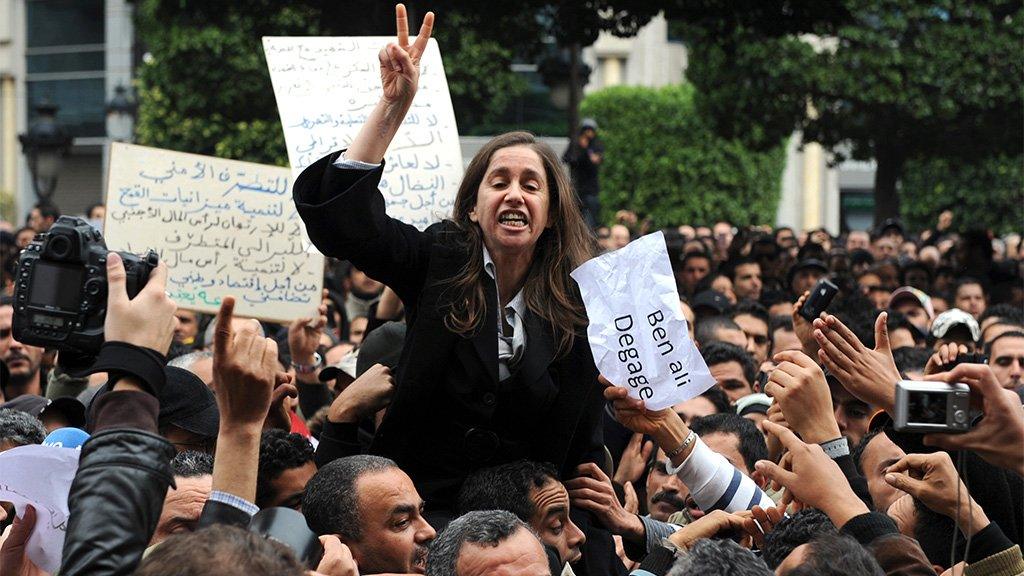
[28,262,85,311]
[906,391,948,424]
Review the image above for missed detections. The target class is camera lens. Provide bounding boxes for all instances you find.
[48,236,72,259]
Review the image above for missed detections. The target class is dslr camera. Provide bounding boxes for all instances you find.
[13,216,158,355]
[893,380,970,433]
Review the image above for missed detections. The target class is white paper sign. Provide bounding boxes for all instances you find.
[571,232,716,411]
[104,143,324,323]
[0,444,80,573]
[263,36,463,230]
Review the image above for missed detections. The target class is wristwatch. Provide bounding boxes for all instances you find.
[291,352,323,375]
[819,436,850,459]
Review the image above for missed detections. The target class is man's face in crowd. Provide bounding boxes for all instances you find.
[872,238,897,261]
[267,461,317,510]
[0,305,44,391]
[859,273,890,309]
[529,478,585,566]
[732,263,763,301]
[989,336,1024,390]
[671,395,718,425]
[645,449,691,521]
[89,205,106,221]
[15,228,35,249]
[892,302,930,333]
[830,384,872,447]
[455,526,551,576]
[771,327,802,355]
[347,467,435,574]
[903,268,930,291]
[151,475,213,546]
[174,310,199,344]
[791,269,823,298]
[349,267,384,297]
[846,231,870,252]
[713,222,733,249]
[858,432,906,514]
[710,360,753,403]
[712,327,747,351]
[27,209,53,233]
[349,316,368,345]
[733,313,769,365]
[955,283,986,319]
[680,256,711,293]
[776,229,797,249]
[702,432,752,477]
[609,225,631,250]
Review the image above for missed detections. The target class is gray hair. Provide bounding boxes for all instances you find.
[301,455,398,541]
[0,409,47,447]
[168,350,214,372]
[668,538,772,576]
[170,450,214,478]
[425,510,533,576]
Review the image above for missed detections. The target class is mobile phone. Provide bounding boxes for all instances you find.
[893,380,970,433]
[799,278,839,321]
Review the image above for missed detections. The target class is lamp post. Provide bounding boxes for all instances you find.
[18,100,72,202]
[105,84,136,142]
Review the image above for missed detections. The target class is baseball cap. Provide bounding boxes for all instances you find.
[0,395,86,430]
[43,427,90,449]
[581,118,599,131]
[889,286,935,320]
[158,366,219,438]
[876,217,905,237]
[692,290,731,316]
[735,393,772,417]
[355,321,406,377]
[319,350,358,384]
[931,308,980,342]
[787,258,829,286]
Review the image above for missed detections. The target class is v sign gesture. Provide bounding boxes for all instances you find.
[379,4,435,106]
[348,4,435,164]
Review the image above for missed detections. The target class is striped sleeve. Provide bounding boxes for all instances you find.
[673,437,774,513]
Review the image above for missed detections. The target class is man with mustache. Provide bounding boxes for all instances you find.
[0,300,45,400]
[303,454,436,574]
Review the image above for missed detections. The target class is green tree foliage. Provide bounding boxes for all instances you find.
[668,0,1023,225]
[900,155,1024,235]
[580,84,786,227]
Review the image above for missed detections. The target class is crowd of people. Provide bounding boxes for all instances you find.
[1,5,1023,576]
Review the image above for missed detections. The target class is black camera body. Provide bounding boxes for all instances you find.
[12,216,158,355]
[799,278,839,322]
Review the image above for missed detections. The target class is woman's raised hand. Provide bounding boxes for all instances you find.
[379,4,435,106]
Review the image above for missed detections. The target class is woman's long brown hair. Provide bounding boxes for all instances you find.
[439,131,596,357]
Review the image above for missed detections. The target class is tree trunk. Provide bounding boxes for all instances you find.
[567,42,581,139]
[872,139,904,226]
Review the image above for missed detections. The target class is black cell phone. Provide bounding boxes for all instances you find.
[942,352,988,372]
[799,278,839,321]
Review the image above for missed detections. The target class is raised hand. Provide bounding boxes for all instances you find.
[378,4,435,106]
[924,342,968,375]
[667,510,749,550]
[614,433,655,486]
[566,463,645,541]
[883,452,989,536]
[327,364,395,424]
[105,252,177,354]
[213,297,283,428]
[815,312,900,413]
[791,291,819,357]
[755,420,867,528]
[288,289,329,369]
[764,350,841,444]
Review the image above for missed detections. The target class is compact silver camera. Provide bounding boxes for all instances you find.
[894,380,970,433]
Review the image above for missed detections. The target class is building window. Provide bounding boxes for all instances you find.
[26,0,106,138]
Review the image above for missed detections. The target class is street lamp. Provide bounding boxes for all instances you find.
[105,84,137,142]
[18,100,73,202]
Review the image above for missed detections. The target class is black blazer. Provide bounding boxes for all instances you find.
[294,151,605,507]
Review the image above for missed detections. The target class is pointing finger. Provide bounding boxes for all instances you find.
[214,296,237,360]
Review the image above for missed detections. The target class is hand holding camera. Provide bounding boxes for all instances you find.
[922,364,1024,476]
[105,252,177,355]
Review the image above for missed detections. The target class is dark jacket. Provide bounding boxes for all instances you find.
[294,151,606,509]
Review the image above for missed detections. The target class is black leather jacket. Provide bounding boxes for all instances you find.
[59,427,175,575]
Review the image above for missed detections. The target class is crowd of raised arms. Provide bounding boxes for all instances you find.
[1,5,1022,576]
